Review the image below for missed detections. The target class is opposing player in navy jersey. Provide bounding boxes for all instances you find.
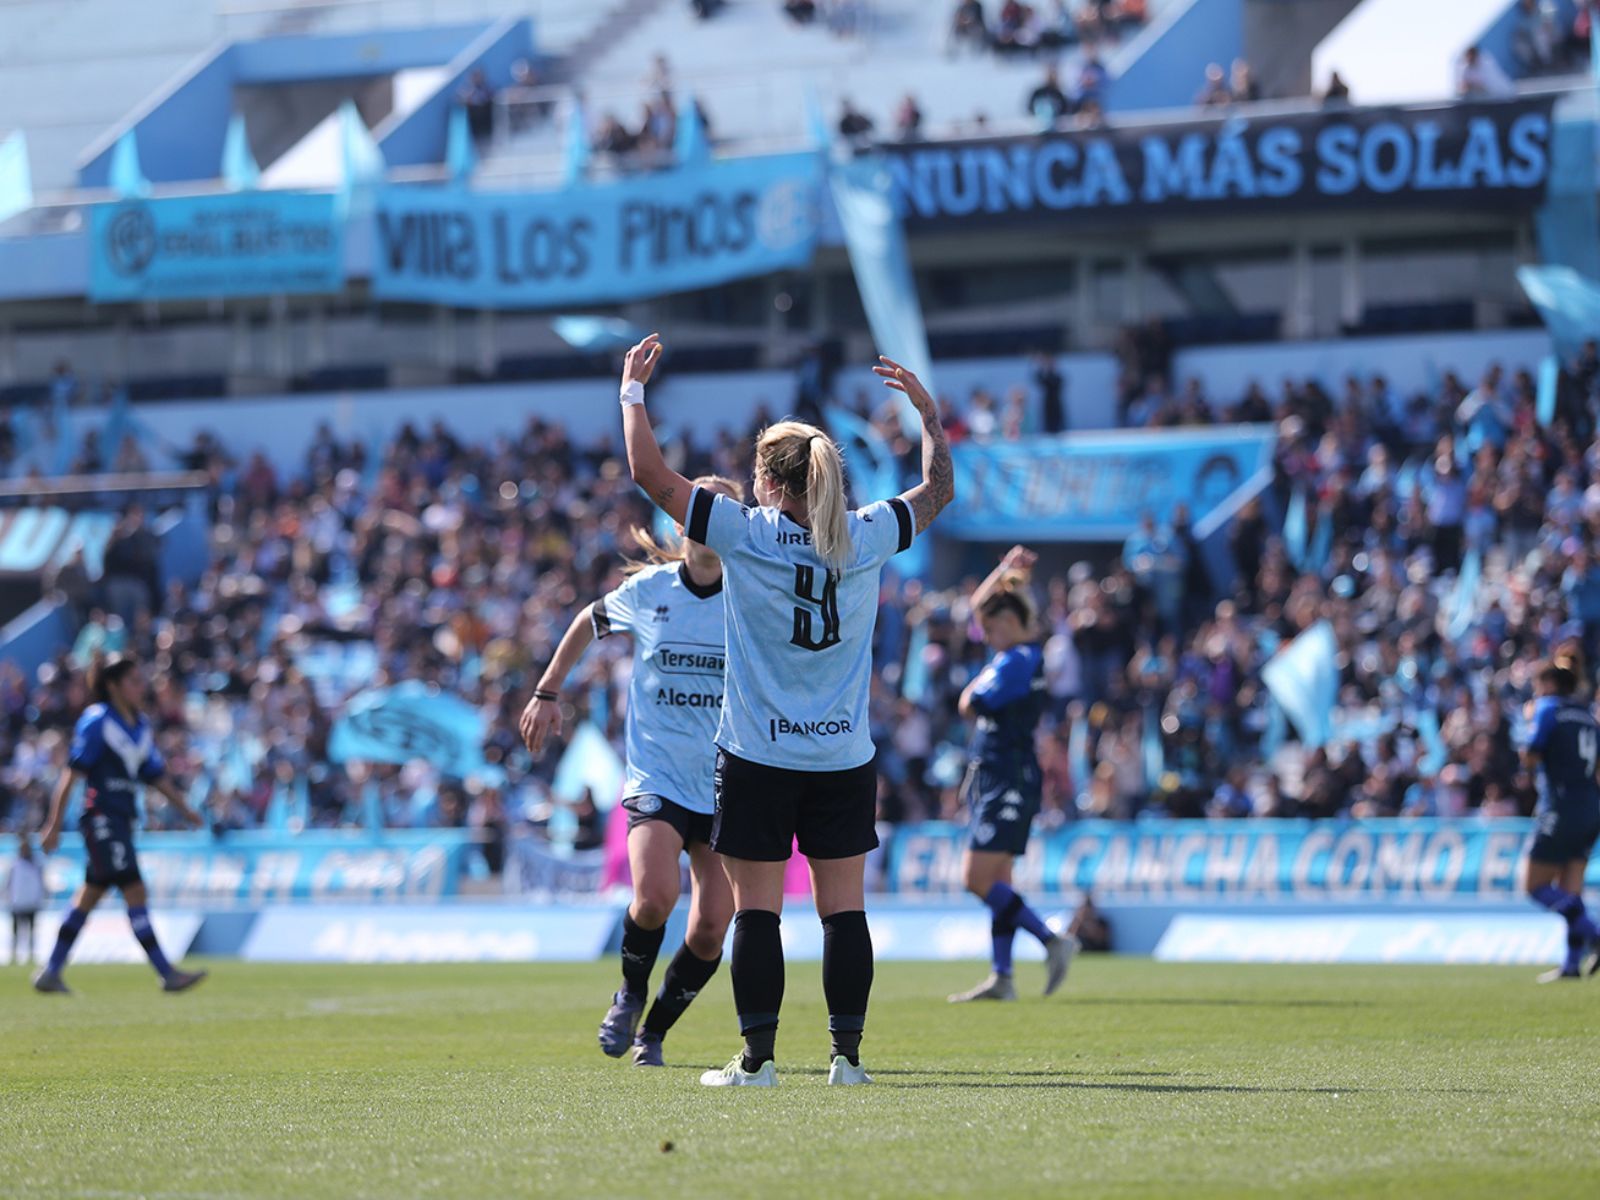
[948,547,1078,1003]
[1520,657,1600,981]
[521,475,742,1067]
[34,655,208,994]
[616,334,953,1087]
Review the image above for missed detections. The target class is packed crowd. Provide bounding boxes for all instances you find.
[949,0,1148,59]
[2,334,1599,864]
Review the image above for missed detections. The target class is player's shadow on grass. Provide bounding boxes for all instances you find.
[1064,997,1372,1009]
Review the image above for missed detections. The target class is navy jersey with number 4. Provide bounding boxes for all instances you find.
[1526,696,1600,818]
[967,643,1046,774]
[68,703,165,821]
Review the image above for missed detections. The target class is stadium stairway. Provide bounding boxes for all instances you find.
[1311,0,1579,105]
[476,0,1189,183]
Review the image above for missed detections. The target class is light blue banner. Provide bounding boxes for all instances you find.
[371,152,822,308]
[7,830,474,904]
[89,191,344,301]
[1155,914,1565,965]
[329,682,486,778]
[885,819,1583,898]
[942,426,1277,541]
[241,905,619,963]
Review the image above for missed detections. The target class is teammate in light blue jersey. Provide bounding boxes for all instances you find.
[521,475,743,1067]
[34,655,208,995]
[617,333,954,1088]
[947,547,1078,1004]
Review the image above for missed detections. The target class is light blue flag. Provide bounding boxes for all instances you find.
[0,130,32,225]
[551,315,644,352]
[562,98,589,187]
[1518,265,1600,358]
[362,780,385,831]
[1414,707,1449,775]
[1141,705,1165,786]
[1282,485,1308,570]
[901,619,930,704]
[1448,547,1481,641]
[1537,354,1561,428]
[551,721,624,809]
[265,782,290,832]
[445,105,476,185]
[338,100,385,216]
[804,87,832,153]
[222,114,259,190]
[109,129,150,198]
[329,682,486,779]
[1067,711,1091,808]
[291,776,311,828]
[830,156,931,439]
[1306,499,1332,576]
[1261,620,1339,748]
[675,99,710,167]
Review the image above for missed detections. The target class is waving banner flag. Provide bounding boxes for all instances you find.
[1261,620,1339,748]
[329,682,485,778]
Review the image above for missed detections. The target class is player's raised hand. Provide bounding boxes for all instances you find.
[873,356,935,413]
[623,333,664,387]
[40,825,60,855]
[520,693,563,756]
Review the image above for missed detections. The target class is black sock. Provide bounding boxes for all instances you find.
[821,909,873,1067]
[641,945,722,1040]
[620,911,666,1000]
[731,909,783,1071]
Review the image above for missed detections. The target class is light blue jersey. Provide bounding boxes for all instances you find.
[687,485,915,771]
[592,561,726,814]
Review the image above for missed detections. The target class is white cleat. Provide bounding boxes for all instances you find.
[699,1056,778,1087]
[948,972,1018,1003]
[1044,934,1081,996]
[827,1055,873,1085]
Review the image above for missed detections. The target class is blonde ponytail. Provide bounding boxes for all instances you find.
[621,473,745,575]
[755,421,851,571]
[806,435,851,571]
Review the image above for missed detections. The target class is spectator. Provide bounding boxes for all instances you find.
[1196,62,1230,107]
[690,0,723,18]
[782,0,818,24]
[949,0,990,54]
[894,93,924,142]
[1321,70,1351,108]
[1511,0,1558,77]
[6,838,43,965]
[1067,891,1111,951]
[102,505,160,626]
[1026,65,1073,128]
[1077,51,1109,106]
[593,112,636,156]
[1229,58,1261,104]
[459,69,495,143]
[1034,353,1067,434]
[993,0,1042,54]
[1074,97,1106,130]
[1456,45,1514,97]
[837,97,876,145]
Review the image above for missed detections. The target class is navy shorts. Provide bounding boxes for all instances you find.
[623,794,715,847]
[962,763,1042,856]
[1529,808,1600,865]
[81,811,142,888]
[711,748,879,862]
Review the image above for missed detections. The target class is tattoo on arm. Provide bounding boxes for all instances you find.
[908,412,954,533]
[654,484,676,505]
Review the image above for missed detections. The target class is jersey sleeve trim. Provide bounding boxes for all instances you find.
[888,497,914,553]
[686,486,714,545]
[592,597,614,639]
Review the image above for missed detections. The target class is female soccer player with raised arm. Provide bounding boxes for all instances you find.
[33,655,208,995]
[947,546,1078,1003]
[1519,656,1600,982]
[616,333,952,1087]
[520,475,743,1067]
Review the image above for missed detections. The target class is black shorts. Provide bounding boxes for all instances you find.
[711,748,879,862]
[622,794,715,847]
[962,763,1042,856]
[81,811,142,888]
[1529,808,1600,865]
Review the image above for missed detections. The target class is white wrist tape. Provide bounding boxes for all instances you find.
[620,380,645,407]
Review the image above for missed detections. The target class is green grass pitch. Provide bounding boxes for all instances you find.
[1,956,1596,1199]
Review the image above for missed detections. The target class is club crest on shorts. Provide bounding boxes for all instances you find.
[634,796,662,815]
